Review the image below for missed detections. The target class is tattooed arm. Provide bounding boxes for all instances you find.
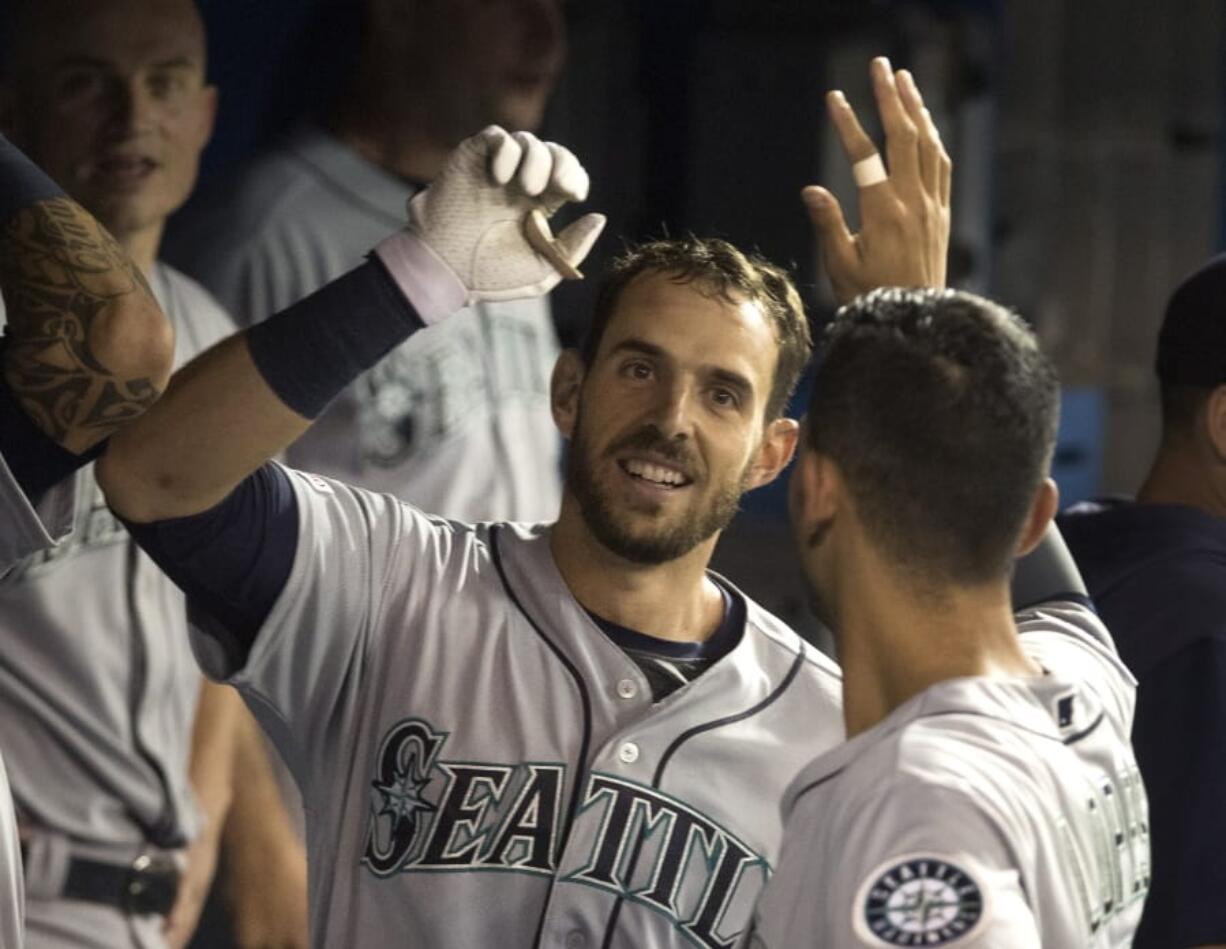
[1,138,172,455]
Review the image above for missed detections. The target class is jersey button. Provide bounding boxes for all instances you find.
[618,741,640,764]
[564,932,587,949]
[616,678,638,700]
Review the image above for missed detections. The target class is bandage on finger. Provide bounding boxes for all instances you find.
[852,153,888,188]
[523,209,583,280]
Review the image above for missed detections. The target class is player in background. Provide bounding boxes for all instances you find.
[747,282,1148,944]
[165,0,569,522]
[1059,258,1226,949]
[96,60,947,948]
[0,2,264,945]
[0,131,174,949]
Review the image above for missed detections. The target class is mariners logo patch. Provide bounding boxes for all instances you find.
[853,854,987,946]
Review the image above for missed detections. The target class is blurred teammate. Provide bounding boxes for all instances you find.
[0,2,242,945]
[0,130,174,949]
[1060,257,1226,949]
[166,0,569,521]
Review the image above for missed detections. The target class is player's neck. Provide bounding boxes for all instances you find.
[835,568,1040,738]
[328,78,452,183]
[550,506,726,644]
[1137,443,1226,519]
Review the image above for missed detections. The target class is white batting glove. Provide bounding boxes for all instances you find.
[375,126,606,324]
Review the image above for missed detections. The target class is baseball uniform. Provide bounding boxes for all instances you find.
[0,264,233,948]
[161,464,846,949]
[165,123,563,522]
[0,449,79,949]
[745,598,1148,947]
[1060,499,1226,947]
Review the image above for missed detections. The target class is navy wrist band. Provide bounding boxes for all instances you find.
[245,257,425,420]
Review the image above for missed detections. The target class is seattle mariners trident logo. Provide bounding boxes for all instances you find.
[362,718,769,948]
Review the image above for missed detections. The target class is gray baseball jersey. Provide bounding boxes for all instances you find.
[0,264,233,864]
[190,467,846,949]
[0,453,79,949]
[165,124,563,522]
[746,599,1149,948]
[0,453,76,573]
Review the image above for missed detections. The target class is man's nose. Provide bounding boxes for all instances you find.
[103,78,157,137]
[648,379,696,441]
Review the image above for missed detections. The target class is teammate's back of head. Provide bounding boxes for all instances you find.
[1154,254,1226,438]
[804,287,1060,585]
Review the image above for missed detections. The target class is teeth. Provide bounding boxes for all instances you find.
[625,459,685,486]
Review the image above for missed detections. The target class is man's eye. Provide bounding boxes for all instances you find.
[56,71,104,101]
[622,361,653,380]
[711,388,739,408]
[148,72,187,99]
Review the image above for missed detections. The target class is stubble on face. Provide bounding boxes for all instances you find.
[565,409,749,566]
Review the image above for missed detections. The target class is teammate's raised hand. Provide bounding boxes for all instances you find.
[386,126,606,310]
[805,57,951,305]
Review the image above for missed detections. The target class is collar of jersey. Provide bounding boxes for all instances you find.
[491,522,804,710]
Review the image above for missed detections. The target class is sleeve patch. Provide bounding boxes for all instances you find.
[853,853,990,946]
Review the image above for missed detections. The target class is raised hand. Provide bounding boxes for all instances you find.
[393,125,606,307]
[804,57,951,305]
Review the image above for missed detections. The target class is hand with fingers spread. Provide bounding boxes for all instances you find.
[805,57,951,305]
[376,125,606,318]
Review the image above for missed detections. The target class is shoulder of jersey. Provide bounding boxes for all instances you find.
[738,590,842,683]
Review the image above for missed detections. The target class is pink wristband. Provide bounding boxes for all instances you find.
[373,229,468,325]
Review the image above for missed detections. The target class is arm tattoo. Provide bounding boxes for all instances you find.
[1,197,162,447]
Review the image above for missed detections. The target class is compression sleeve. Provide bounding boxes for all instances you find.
[120,462,298,670]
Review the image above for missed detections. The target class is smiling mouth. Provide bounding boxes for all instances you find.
[618,458,693,489]
[90,155,158,183]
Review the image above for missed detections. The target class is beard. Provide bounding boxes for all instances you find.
[565,413,749,565]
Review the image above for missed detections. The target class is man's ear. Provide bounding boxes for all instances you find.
[1205,384,1226,462]
[745,417,800,491]
[550,349,585,438]
[1016,477,1059,558]
[790,446,841,539]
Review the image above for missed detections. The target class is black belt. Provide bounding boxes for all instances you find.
[21,844,180,916]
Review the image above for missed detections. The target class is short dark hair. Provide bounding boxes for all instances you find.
[1155,255,1226,435]
[582,237,812,421]
[805,287,1060,585]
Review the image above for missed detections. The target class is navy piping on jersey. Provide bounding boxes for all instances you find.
[1062,709,1106,745]
[789,706,1109,813]
[598,642,808,949]
[487,525,594,949]
[1015,591,1097,614]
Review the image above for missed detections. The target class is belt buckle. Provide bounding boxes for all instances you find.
[123,853,180,916]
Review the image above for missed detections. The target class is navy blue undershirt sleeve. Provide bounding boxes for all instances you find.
[119,463,299,672]
[1131,638,1226,948]
[0,349,105,498]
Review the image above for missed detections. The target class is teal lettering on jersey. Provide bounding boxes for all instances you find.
[360,720,766,948]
